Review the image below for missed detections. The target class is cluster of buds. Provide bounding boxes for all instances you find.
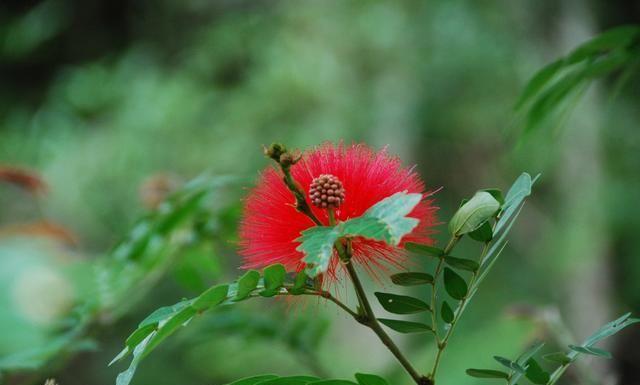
[309,174,345,209]
[263,143,300,168]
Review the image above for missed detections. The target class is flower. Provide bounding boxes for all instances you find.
[239,142,437,282]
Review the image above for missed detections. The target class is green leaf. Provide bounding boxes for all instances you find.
[509,341,546,385]
[374,292,431,314]
[390,272,434,286]
[235,270,261,300]
[404,242,444,257]
[525,358,550,384]
[226,374,279,385]
[482,188,505,205]
[466,368,509,379]
[289,271,309,295]
[515,59,566,109]
[543,352,572,364]
[494,356,526,374]
[582,312,640,346]
[568,345,612,358]
[138,300,191,328]
[261,264,286,297]
[354,373,389,385]
[116,333,155,385]
[444,256,479,272]
[497,172,536,234]
[443,267,467,300]
[297,226,341,278]
[567,25,640,64]
[377,319,432,334]
[468,221,493,242]
[297,192,422,277]
[309,381,358,385]
[142,306,197,359]
[259,376,320,384]
[193,284,228,310]
[449,191,500,236]
[124,324,156,350]
[341,192,422,245]
[441,301,454,324]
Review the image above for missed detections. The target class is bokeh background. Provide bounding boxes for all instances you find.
[1,1,639,384]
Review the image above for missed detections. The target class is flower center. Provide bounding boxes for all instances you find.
[309,174,345,209]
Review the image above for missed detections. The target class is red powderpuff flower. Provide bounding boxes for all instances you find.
[239,142,437,282]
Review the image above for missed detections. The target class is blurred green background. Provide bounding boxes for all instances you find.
[1,1,639,384]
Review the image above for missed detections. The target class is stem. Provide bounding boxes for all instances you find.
[280,165,322,226]
[428,236,460,381]
[343,260,428,385]
[547,363,571,385]
[431,242,484,380]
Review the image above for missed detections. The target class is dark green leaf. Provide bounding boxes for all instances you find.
[449,191,500,236]
[568,345,612,358]
[374,292,431,314]
[289,271,309,295]
[308,381,358,385]
[354,373,389,385]
[377,319,432,334]
[482,188,505,205]
[235,270,260,300]
[468,221,493,242]
[227,374,279,385]
[510,341,546,385]
[390,272,434,286]
[466,368,509,379]
[259,376,320,384]
[193,284,228,310]
[525,358,550,384]
[261,264,286,297]
[444,256,479,272]
[542,352,572,364]
[494,356,526,374]
[443,268,467,300]
[404,242,444,257]
[567,25,640,64]
[441,301,454,324]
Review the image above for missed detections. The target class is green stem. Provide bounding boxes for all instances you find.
[430,239,484,381]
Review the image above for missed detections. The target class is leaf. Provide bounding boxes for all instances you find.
[493,356,526,374]
[139,300,192,328]
[116,333,155,385]
[525,358,550,384]
[404,242,444,257]
[568,345,612,358]
[509,341,546,385]
[482,188,505,205]
[124,324,156,350]
[390,272,434,286]
[297,226,341,277]
[260,264,286,297]
[235,270,261,300]
[289,271,309,295]
[142,306,197,359]
[443,268,467,300]
[374,292,431,314]
[354,373,389,385]
[567,25,640,64]
[543,352,572,364]
[449,191,500,236]
[259,376,320,384]
[582,312,640,346]
[309,381,358,385]
[377,319,432,334]
[193,284,228,310]
[515,59,566,109]
[444,256,479,272]
[468,221,493,242]
[466,368,509,379]
[341,192,422,245]
[496,173,536,234]
[297,192,422,277]
[441,301,454,324]
[226,374,279,385]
